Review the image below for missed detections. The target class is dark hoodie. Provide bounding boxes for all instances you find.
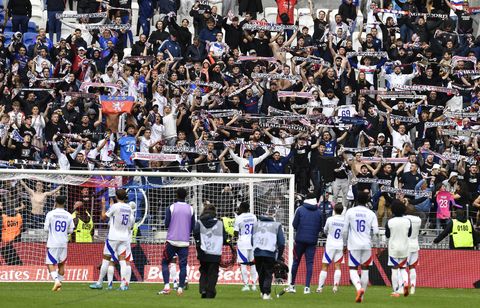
[433,214,478,249]
[252,216,285,260]
[193,212,227,262]
[292,202,322,245]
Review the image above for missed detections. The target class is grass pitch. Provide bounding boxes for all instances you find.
[0,283,478,308]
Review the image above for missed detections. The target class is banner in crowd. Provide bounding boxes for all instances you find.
[351,177,392,185]
[63,92,98,99]
[216,125,255,133]
[291,102,323,109]
[162,145,208,155]
[242,21,299,32]
[360,89,416,96]
[124,56,155,63]
[100,96,135,114]
[442,129,474,137]
[379,94,426,100]
[258,121,309,132]
[377,110,419,123]
[380,186,432,198]
[251,73,301,81]
[453,70,480,77]
[360,157,409,163]
[291,56,327,65]
[277,91,314,99]
[342,146,380,153]
[424,120,457,128]
[444,110,480,118]
[238,56,277,62]
[56,12,107,19]
[395,85,459,95]
[131,152,178,162]
[346,51,389,58]
[174,80,223,90]
[85,23,131,31]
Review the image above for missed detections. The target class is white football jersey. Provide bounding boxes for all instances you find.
[234,212,257,249]
[387,216,411,258]
[106,202,134,241]
[44,208,74,248]
[324,215,346,250]
[405,215,422,253]
[344,205,379,250]
[337,104,357,118]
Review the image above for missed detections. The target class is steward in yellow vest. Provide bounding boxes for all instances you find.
[434,209,478,249]
[71,201,94,243]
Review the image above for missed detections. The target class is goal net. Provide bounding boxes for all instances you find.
[0,169,294,284]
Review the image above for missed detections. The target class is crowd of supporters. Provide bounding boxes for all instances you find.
[0,0,479,232]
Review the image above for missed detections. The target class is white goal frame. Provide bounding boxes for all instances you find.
[1,169,295,284]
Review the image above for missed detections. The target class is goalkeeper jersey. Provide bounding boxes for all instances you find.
[234,213,257,249]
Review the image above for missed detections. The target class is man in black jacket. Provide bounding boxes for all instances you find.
[7,0,32,34]
[193,203,226,298]
[223,16,243,51]
[186,36,207,62]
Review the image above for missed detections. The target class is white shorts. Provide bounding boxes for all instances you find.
[388,256,408,267]
[237,248,254,264]
[103,239,129,262]
[125,243,134,262]
[46,247,67,265]
[407,251,419,267]
[323,248,344,264]
[348,249,373,267]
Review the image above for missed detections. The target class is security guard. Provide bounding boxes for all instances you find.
[222,217,235,238]
[71,201,94,243]
[1,208,23,265]
[434,209,478,249]
[193,203,226,299]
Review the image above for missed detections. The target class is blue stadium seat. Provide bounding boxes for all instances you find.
[3,31,14,45]
[23,32,38,46]
[28,21,37,32]
[4,20,12,32]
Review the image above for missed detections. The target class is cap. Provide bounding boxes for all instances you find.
[449,171,458,180]
[378,133,385,137]
[78,46,86,51]
[432,163,441,170]
[249,49,257,54]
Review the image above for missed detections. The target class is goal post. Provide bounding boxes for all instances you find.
[0,169,295,284]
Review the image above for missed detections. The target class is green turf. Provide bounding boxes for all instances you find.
[0,283,478,308]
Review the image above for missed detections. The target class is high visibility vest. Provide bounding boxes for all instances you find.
[222,217,235,237]
[131,223,139,244]
[1,214,22,243]
[451,219,474,248]
[200,220,224,256]
[73,211,93,243]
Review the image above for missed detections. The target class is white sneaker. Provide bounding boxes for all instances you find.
[286,285,296,293]
[304,287,311,294]
[262,293,272,300]
[410,286,416,295]
[177,287,184,296]
[332,285,338,293]
[251,285,257,291]
[316,287,323,293]
[241,285,250,292]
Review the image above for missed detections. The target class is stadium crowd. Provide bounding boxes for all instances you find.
[0,0,479,236]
